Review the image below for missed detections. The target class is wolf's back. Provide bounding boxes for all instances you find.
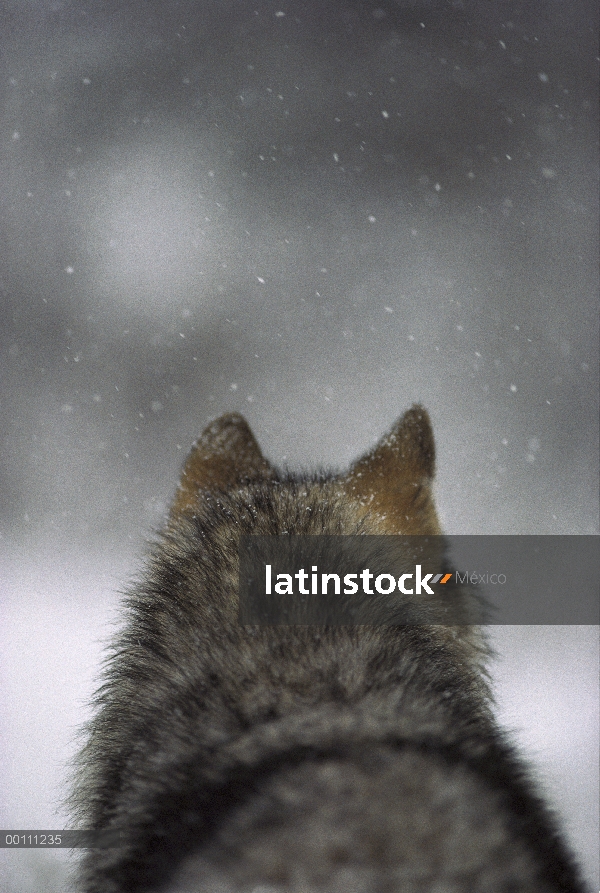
[81,699,584,893]
[71,411,585,893]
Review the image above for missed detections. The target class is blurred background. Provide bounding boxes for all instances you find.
[0,1,598,889]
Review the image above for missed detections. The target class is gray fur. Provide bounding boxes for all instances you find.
[71,410,585,893]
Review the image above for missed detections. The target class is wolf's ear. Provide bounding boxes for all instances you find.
[170,413,273,519]
[343,405,441,534]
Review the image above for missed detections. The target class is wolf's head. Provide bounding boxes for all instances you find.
[170,405,440,536]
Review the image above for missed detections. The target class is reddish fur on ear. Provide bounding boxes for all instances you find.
[343,405,441,534]
[170,413,273,519]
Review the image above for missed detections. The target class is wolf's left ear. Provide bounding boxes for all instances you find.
[342,404,441,534]
[170,413,273,519]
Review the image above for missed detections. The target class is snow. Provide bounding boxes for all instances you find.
[0,1,597,889]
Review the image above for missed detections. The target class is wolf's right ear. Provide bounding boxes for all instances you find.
[343,405,441,534]
[170,413,273,520]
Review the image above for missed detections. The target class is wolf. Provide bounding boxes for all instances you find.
[71,406,585,893]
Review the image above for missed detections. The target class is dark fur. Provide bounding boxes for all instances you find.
[71,408,585,892]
